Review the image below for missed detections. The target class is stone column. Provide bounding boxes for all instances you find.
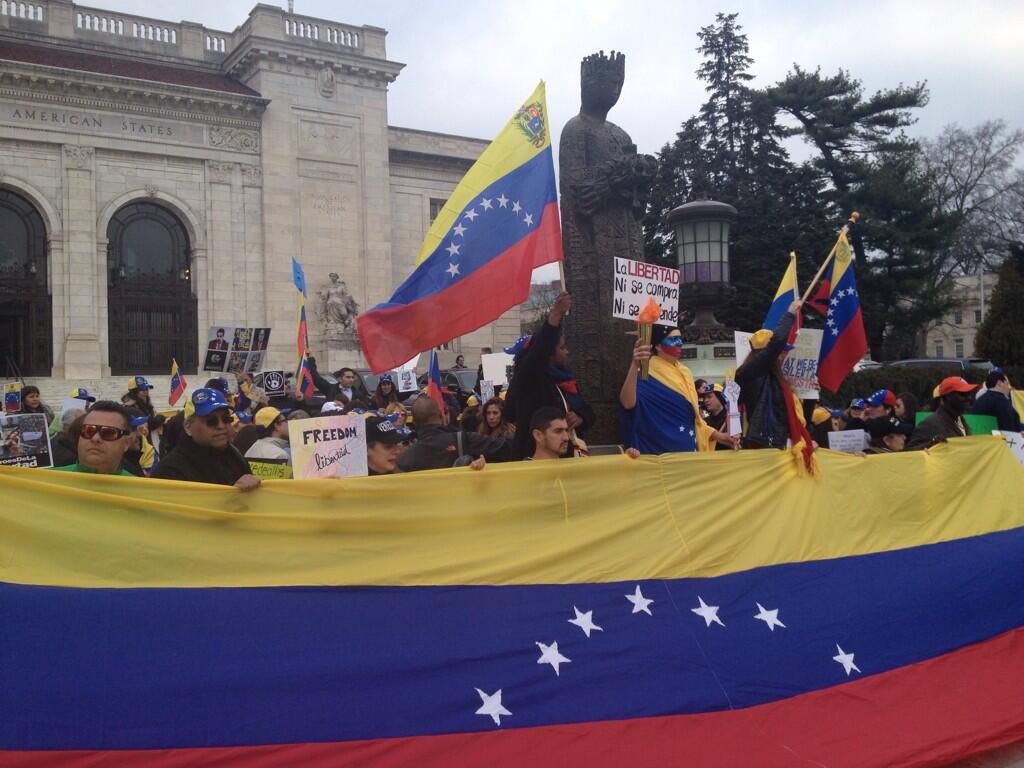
[204,160,239,330]
[61,144,103,378]
[241,165,265,327]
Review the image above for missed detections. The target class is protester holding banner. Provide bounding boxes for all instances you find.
[365,415,406,476]
[245,407,291,463]
[619,327,737,455]
[20,385,53,425]
[397,397,505,472]
[478,398,515,440]
[152,389,259,490]
[50,401,136,476]
[504,293,594,459]
[527,407,571,461]
[865,416,908,454]
[972,370,1022,432]
[907,377,979,451]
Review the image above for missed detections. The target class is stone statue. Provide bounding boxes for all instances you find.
[559,50,657,443]
[317,272,359,335]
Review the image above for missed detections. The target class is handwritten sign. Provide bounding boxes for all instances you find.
[288,414,367,479]
[249,459,294,479]
[993,431,1024,466]
[612,257,679,326]
[828,429,868,453]
[480,380,496,403]
[0,413,53,468]
[781,328,823,400]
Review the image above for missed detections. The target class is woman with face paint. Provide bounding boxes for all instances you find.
[618,325,739,455]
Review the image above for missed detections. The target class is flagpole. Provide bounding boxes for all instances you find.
[800,212,860,304]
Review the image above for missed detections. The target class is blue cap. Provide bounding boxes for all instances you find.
[866,389,896,407]
[69,387,96,403]
[130,376,154,391]
[130,415,149,428]
[830,409,844,420]
[190,387,231,417]
[849,398,866,410]
[236,410,253,424]
[504,334,532,355]
[378,373,394,384]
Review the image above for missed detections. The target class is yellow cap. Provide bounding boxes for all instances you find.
[254,406,283,428]
[812,406,832,426]
[749,329,773,350]
[467,395,479,407]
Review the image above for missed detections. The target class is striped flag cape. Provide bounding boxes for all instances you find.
[2,439,1023,766]
[357,82,563,373]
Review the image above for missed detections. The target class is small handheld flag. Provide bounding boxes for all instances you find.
[168,359,187,407]
[426,350,445,417]
[357,82,563,373]
[763,252,798,334]
[293,257,316,399]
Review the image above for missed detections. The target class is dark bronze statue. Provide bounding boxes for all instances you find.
[559,50,657,444]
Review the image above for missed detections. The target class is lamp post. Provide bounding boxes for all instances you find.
[667,199,737,338]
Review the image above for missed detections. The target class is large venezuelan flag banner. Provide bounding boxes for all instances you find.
[2,438,1024,767]
[357,82,562,373]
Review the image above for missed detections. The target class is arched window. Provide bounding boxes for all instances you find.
[0,188,51,377]
[107,202,197,375]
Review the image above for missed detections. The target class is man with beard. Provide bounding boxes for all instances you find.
[907,377,979,450]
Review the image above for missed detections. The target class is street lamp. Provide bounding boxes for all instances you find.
[668,199,737,334]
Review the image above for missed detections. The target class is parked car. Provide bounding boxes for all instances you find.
[884,357,993,371]
[415,368,479,408]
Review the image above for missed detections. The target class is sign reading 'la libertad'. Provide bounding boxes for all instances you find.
[612,257,679,326]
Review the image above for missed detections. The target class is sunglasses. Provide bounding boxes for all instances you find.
[80,424,130,442]
[203,412,233,427]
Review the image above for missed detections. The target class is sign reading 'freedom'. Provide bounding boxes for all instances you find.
[612,257,679,326]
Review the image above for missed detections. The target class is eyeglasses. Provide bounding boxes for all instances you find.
[203,412,233,427]
[80,424,130,442]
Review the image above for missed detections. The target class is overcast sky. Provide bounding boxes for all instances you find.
[100,0,1024,280]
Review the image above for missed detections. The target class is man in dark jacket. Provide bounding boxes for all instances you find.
[152,388,260,489]
[503,292,595,458]
[735,303,799,448]
[397,396,508,472]
[972,369,1021,432]
[907,377,978,450]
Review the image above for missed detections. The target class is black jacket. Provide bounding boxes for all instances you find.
[503,319,595,459]
[906,405,970,451]
[735,312,795,448]
[151,434,251,485]
[50,433,77,468]
[972,390,1021,432]
[397,424,511,472]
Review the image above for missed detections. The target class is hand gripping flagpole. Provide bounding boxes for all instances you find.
[800,212,860,304]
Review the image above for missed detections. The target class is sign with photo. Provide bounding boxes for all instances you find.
[0,413,53,468]
[612,257,679,326]
[395,368,418,393]
[288,414,368,480]
[256,370,286,399]
[203,325,272,373]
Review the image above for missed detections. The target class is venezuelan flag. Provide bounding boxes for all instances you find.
[817,231,868,392]
[3,438,1024,766]
[167,358,186,407]
[426,349,445,415]
[762,252,798,333]
[357,82,563,373]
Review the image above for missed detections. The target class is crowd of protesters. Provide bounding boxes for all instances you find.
[6,292,1021,487]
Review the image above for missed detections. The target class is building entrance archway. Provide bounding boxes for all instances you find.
[0,188,51,377]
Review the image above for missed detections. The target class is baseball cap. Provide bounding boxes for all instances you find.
[867,416,905,440]
[849,398,866,410]
[130,414,149,429]
[186,387,231,417]
[69,387,96,403]
[811,406,832,426]
[938,376,980,397]
[254,406,283,428]
[866,389,898,407]
[830,409,844,420]
[128,376,154,391]
[378,373,394,384]
[365,415,405,445]
[321,401,345,415]
[698,382,714,395]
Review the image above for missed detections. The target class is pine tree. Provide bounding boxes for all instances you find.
[975,244,1024,366]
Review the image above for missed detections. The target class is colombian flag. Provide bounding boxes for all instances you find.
[3,440,1024,766]
[293,257,315,398]
[167,358,186,407]
[762,251,798,334]
[357,82,563,373]
[817,232,868,392]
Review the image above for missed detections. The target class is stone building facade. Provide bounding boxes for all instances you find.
[0,0,516,400]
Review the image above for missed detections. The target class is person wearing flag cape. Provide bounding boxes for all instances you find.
[618,325,738,455]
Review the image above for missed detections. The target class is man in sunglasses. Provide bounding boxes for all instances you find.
[152,388,260,490]
[50,401,136,476]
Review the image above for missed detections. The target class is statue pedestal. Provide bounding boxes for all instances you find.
[679,323,737,381]
[324,327,362,373]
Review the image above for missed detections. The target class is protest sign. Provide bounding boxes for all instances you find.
[288,414,367,480]
[257,370,286,398]
[781,328,823,400]
[828,429,868,453]
[612,257,679,326]
[395,369,418,393]
[724,380,742,436]
[204,325,272,373]
[993,431,1024,466]
[248,459,294,480]
[4,382,22,413]
[481,352,514,388]
[480,380,496,403]
[734,331,752,369]
[0,413,53,467]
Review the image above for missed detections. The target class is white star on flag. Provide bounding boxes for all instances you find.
[568,606,603,638]
[475,688,511,726]
[830,297,839,306]
[536,641,571,675]
[753,602,786,631]
[625,585,654,615]
[446,263,460,278]
[464,209,478,221]
[692,596,725,627]
[523,213,534,227]
[833,645,861,676]
[446,243,460,257]
[832,328,839,336]
[452,223,466,237]
[497,194,509,208]
[480,197,493,210]
[512,201,522,214]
